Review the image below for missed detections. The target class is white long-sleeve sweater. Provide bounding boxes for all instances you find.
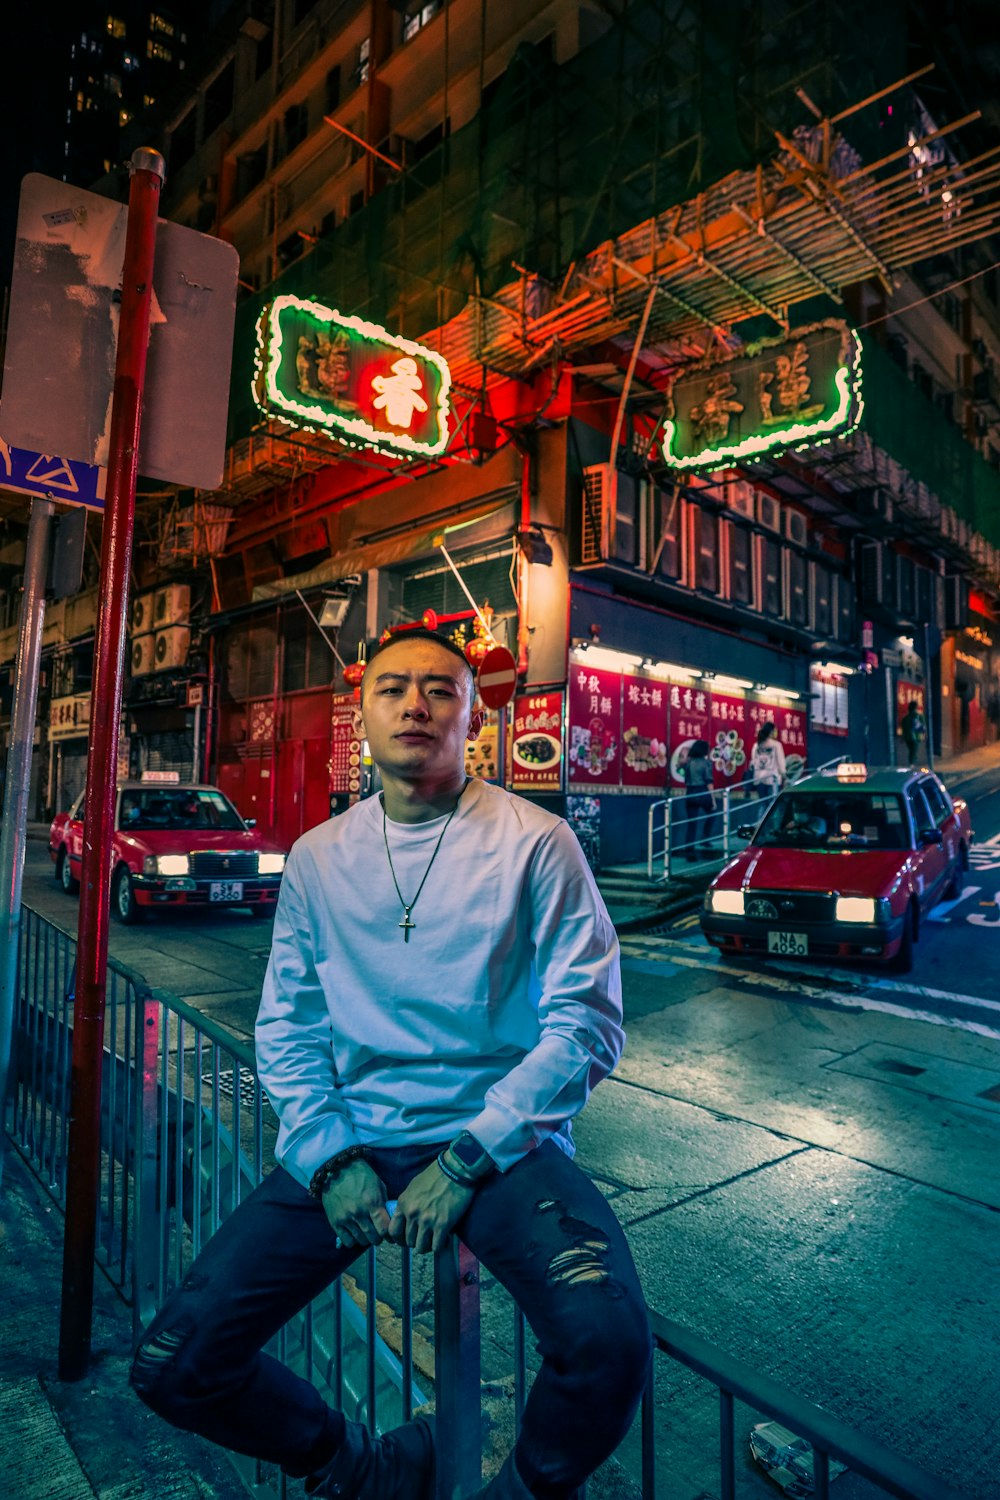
[254,779,624,1187]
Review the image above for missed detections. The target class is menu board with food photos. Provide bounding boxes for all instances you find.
[666,682,711,787]
[568,664,622,787]
[510,690,563,791]
[621,673,669,791]
[707,692,751,788]
[465,709,501,783]
[329,692,363,798]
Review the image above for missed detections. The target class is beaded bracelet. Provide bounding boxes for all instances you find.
[308,1144,372,1200]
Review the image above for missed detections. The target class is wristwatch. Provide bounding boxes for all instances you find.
[437,1131,496,1188]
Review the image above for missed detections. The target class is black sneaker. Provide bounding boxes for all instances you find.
[306,1415,435,1500]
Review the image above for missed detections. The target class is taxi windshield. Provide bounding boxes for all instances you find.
[755,791,908,851]
[118,788,245,832]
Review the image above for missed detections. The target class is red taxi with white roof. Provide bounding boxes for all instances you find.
[49,772,288,923]
[700,762,973,973]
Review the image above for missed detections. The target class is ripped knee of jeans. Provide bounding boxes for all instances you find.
[536,1199,623,1294]
[130,1314,196,1399]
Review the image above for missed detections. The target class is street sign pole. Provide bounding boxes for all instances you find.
[59,148,165,1382]
[0,497,55,1191]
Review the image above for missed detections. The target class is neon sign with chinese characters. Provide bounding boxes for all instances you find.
[661,319,863,470]
[254,294,452,458]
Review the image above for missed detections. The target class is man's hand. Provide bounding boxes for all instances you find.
[387,1160,474,1255]
[321,1160,391,1248]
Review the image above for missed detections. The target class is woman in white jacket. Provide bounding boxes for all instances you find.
[749,721,786,799]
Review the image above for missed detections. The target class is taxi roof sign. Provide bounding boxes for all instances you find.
[835,762,868,781]
[140,770,181,783]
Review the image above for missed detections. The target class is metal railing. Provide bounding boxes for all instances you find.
[6,906,969,1500]
[647,784,775,882]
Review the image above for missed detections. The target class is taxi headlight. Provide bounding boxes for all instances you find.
[156,854,190,877]
[258,853,286,875]
[709,889,745,916]
[835,896,876,923]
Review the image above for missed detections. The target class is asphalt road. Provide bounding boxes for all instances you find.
[18,770,1000,1497]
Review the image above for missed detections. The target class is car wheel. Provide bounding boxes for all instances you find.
[943,844,968,901]
[112,866,142,925]
[57,848,79,894]
[890,905,915,973]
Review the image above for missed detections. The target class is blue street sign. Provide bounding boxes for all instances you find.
[0,435,105,511]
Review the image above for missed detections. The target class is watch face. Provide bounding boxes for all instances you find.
[451,1132,488,1170]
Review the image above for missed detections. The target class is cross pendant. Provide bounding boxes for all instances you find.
[399,909,416,942]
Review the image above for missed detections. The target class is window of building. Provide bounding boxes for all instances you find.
[403,2,441,43]
[204,58,235,135]
[119,108,132,126]
[728,521,753,605]
[325,65,341,112]
[106,15,126,37]
[123,52,139,70]
[357,36,370,86]
[103,71,122,95]
[149,11,175,35]
[653,486,680,580]
[294,0,320,21]
[235,142,268,201]
[147,38,173,61]
[169,107,197,169]
[283,100,308,153]
[348,188,365,216]
[143,93,156,107]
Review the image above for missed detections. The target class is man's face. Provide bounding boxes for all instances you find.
[355,639,482,781]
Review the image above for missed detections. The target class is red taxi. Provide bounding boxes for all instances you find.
[700,764,973,972]
[49,773,288,923]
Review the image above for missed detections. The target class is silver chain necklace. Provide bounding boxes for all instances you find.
[381,781,468,942]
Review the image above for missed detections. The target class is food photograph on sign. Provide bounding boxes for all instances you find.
[568,665,621,785]
[256,294,452,459]
[621,674,669,790]
[511,691,564,790]
[465,711,500,783]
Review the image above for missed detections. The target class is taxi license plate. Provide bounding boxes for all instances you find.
[767,930,807,956]
[210,881,243,902]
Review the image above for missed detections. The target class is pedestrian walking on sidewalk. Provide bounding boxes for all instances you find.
[680,738,716,861]
[749,721,786,800]
[900,700,928,767]
[130,628,651,1500]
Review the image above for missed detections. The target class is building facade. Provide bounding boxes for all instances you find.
[4,0,1000,867]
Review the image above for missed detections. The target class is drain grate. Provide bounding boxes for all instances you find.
[872,1058,927,1077]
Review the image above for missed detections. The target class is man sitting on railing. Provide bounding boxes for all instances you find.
[131,628,652,1500]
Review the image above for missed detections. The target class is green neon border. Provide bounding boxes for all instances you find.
[661,325,864,471]
[254,293,453,459]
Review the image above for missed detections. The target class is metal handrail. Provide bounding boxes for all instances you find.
[7,905,970,1500]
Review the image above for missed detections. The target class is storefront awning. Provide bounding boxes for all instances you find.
[251,487,518,601]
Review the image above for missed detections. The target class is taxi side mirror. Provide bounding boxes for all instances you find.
[736,824,757,839]
[918,827,943,845]
[245,817,257,828]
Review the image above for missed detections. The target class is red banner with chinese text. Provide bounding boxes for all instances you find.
[666,682,712,787]
[510,691,564,791]
[708,692,751,787]
[621,674,669,791]
[568,664,622,786]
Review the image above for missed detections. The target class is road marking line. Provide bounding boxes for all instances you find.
[622,933,1000,1014]
[926,887,981,921]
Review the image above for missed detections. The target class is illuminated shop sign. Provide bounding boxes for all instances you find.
[662,319,863,470]
[255,294,452,458]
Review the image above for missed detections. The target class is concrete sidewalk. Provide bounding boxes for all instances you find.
[0,1141,247,1500]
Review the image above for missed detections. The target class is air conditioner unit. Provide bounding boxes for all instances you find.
[784,510,808,548]
[131,635,156,676]
[581,463,615,564]
[154,583,191,627]
[857,488,893,525]
[154,626,190,670]
[131,592,156,634]
[756,492,781,532]
[725,479,756,520]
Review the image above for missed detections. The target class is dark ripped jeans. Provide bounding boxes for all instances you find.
[131,1139,652,1499]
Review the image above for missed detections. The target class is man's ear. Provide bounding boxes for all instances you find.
[352,703,366,739]
[467,706,485,741]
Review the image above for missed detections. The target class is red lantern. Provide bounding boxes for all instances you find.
[343,641,367,691]
[465,635,491,668]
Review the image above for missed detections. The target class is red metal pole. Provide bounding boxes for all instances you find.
[59,148,165,1381]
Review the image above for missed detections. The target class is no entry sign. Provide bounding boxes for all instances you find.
[477,646,518,708]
